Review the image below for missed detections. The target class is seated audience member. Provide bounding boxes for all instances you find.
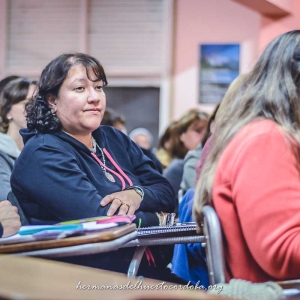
[171,188,209,287]
[10,53,175,275]
[102,109,162,173]
[163,109,208,201]
[171,77,245,286]
[194,30,300,282]
[155,122,175,169]
[0,200,21,237]
[11,53,174,226]
[171,107,219,287]
[195,75,246,182]
[179,108,216,196]
[0,75,19,96]
[0,77,36,200]
[101,107,127,134]
[129,127,153,150]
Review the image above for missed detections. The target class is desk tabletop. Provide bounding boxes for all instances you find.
[0,255,229,300]
[0,224,136,254]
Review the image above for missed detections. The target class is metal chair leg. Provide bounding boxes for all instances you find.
[127,246,146,278]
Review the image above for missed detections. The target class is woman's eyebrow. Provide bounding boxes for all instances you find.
[72,78,103,83]
[70,78,86,84]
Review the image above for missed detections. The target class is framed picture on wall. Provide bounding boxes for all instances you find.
[199,44,240,104]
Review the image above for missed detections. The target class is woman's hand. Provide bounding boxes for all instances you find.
[100,190,142,216]
[0,200,21,237]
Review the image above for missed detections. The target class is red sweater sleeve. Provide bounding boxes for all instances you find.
[228,124,300,279]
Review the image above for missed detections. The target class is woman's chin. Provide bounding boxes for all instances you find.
[90,124,101,132]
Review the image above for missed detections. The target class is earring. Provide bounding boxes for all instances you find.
[51,108,56,115]
[7,115,12,120]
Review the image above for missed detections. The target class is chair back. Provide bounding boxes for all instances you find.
[7,191,29,225]
[202,205,226,285]
[202,205,300,297]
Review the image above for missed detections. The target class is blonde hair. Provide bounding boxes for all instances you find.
[193,30,300,225]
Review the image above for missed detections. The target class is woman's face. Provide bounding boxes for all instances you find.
[180,119,207,151]
[7,84,36,130]
[133,134,151,150]
[52,64,106,136]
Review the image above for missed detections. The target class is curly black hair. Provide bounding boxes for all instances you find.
[26,53,108,133]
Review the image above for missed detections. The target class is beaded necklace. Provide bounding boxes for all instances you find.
[91,137,115,182]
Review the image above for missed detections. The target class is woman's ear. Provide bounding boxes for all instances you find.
[47,94,57,110]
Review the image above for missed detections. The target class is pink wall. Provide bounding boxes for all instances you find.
[258,1,300,53]
[172,0,300,119]
[267,0,293,13]
[172,0,260,119]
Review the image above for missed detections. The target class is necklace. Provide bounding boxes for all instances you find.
[91,138,115,182]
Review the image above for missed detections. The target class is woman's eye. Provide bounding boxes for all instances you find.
[96,85,103,91]
[194,128,203,134]
[75,86,84,92]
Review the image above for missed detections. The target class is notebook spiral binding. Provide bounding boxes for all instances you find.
[137,222,197,236]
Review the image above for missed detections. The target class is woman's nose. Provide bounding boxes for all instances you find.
[87,89,100,103]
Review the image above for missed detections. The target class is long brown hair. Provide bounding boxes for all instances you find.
[194,30,300,225]
[168,109,209,159]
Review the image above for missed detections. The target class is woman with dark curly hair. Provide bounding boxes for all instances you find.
[0,77,36,200]
[10,53,175,276]
[11,53,175,226]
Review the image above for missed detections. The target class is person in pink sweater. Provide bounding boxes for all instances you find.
[194,30,300,282]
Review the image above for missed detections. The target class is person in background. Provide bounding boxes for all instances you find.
[180,104,220,197]
[0,200,21,238]
[155,122,176,169]
[171,106,218,287]
[103,108,163,173]
[171,74,246,286]
[101,107,127,134]
[0,77,36,201]
[194,30,300,282]
[11,53,175,276]
[0,75,19,96]
[163,109,209,202]
[195,75,247,182]
[129,127,153,150]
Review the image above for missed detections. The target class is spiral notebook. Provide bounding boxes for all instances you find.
[137,222,197,237]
